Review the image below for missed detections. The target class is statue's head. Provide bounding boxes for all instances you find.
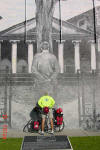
[40,41,49,51]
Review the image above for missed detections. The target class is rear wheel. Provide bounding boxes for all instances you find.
[23,119,33,133]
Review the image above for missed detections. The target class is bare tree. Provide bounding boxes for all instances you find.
[35,0,60,53]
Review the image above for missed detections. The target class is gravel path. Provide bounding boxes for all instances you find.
[0,128,100,138]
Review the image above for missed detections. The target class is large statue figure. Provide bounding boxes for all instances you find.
[31,41,60,101]
[32,41,60,81]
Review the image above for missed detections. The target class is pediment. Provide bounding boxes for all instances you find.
[0,17,92,37]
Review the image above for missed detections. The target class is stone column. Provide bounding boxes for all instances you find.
[10,40,19,73]
[72,40,81,73]
[0,40,3,62]
[27,40,34,73]
[98,38,100,52]
[57,40,65,73]
[90,40,96,71]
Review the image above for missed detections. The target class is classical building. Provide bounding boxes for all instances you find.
[0,8,100,129]
[67,6,100,71]
[0,16,97,74]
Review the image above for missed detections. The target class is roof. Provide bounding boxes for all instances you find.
[0,17,94,41]
[67,9,94,23]
[67,6,100,25]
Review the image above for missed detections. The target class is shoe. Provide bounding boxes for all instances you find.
[48,130,54,134]
[38,130,44,135]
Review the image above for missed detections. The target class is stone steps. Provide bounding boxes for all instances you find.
[21,136,73,150]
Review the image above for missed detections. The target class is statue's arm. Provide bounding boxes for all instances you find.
[31,55,45,80]
[50,56,60,80]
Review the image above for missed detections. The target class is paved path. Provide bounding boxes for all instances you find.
[0,128,100,138]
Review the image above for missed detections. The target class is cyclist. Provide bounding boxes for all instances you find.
[38,93,55,135]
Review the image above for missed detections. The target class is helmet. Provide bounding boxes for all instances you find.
[43,107,49,114]
[59,108,63,113]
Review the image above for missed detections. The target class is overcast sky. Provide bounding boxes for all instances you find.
[0,0,100,31]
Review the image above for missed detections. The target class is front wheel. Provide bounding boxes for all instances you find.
[54,121,65,132]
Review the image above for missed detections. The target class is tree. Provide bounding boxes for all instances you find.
[35,0,66,53]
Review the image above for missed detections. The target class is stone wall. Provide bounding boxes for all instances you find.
[0,76,100,130]
[9,80,79,129]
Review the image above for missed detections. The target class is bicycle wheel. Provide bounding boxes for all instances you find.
[54,121,65,132]
[23,119,33,133]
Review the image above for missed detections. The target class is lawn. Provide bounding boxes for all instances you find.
[69,136,100,150]
[0,138,22,150]
[0,136,100,150]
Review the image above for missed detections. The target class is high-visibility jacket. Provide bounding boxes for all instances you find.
[38,95,55,109]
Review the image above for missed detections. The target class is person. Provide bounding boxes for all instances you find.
[31,41,60,101]
[38,93,55,135]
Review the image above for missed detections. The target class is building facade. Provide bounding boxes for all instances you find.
[0,9,100,130]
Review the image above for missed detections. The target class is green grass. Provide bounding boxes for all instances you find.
[0,136,100,150]
[0,138,23,150]
[69,136,100,150]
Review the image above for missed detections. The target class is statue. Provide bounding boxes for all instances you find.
[32,41,60,82]
[31,41,60,101]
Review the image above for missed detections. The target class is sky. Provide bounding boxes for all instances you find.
[0,0,100,31]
